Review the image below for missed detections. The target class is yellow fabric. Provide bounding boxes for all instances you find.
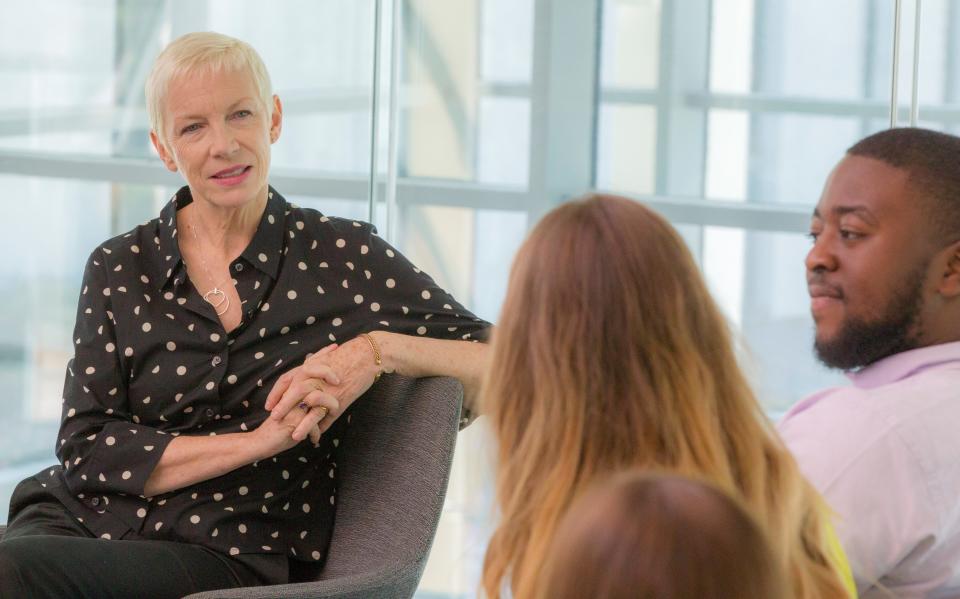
[824,520,858,598]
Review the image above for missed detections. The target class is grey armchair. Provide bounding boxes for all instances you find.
[185,374,465,599]
[0,375,465,599]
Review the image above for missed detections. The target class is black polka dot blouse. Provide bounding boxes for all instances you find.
[31,185,490,572]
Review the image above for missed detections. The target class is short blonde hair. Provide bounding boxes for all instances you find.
[145,31,273,148]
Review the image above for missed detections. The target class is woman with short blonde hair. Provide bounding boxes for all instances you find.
[481,194,853,599]
[0,31,491,598]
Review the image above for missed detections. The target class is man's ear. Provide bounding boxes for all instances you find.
[150,130,178,173]
[936,240,960,298]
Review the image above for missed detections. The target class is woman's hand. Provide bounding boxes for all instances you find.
[249,403,325,458]
[265,336,381,440]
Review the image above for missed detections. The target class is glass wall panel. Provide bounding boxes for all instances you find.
[600,0,661,90]
[2,1,948,597]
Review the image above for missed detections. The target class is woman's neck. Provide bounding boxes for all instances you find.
[181,188,268,261]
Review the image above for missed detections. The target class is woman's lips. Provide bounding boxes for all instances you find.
[210,165,252,186]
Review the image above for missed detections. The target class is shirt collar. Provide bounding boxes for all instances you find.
[238,187,287,280]
[155,189,187,290]
[848,340,960,389]
[154,185,287,290]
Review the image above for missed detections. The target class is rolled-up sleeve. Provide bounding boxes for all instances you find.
[349,224,491,426]
[56,248,174,497]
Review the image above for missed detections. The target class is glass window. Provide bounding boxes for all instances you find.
[0,1,947,597]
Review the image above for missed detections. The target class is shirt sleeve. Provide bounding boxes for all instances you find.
[779,403,940,593]
[56,248,175,497]
[353,224,492,425]
[354,224,491,339]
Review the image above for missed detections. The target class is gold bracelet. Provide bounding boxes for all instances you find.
[360,332,383,381]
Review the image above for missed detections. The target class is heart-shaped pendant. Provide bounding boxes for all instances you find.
[203,287,230,316]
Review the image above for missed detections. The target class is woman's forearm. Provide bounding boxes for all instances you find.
[143,432,265,497]
[370,331,491,410]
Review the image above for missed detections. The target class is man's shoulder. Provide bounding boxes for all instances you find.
[779,367,960,489]
[778,385,868,430]
[781,361,960,433]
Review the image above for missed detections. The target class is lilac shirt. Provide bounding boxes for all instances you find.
[779,341,960,599]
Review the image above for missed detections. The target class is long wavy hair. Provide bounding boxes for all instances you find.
[480,194,849,599]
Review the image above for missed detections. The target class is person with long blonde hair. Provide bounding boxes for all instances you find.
[480,194,854,599]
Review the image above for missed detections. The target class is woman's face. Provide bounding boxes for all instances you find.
[151,68,282,210]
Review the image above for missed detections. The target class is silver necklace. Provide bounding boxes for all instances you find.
[187,222,231,316]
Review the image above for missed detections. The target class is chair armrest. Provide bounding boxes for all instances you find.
[183,561,420,599]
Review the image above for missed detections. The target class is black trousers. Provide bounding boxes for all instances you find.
[0,478,271,599]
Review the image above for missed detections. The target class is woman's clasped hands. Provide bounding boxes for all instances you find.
[263,335,384,447]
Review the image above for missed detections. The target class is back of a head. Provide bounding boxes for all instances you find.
[847,127,960,244]
[534,472,788,599]
[481,194,849,599]
[484,194,738,456]
[481,194,771,598]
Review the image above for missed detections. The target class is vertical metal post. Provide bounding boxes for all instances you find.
[367,0,384,224]
[656,0,711,198]
[910,0,923,126]
[384,0,403,244]
[527,0,600,223]
[890,0,903,127]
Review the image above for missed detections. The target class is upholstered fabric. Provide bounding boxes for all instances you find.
[183,374,464,599]
[0,374,462,599]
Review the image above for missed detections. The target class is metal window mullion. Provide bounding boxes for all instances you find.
[860,0,880,137]
[945,0,960,108]
[367,0,384,224]
[0,146,818,233]
[526,0,600,224]
[909,0,923,126]
[384,0,403,244]
[655,0,711,199]
[891,0,903,127]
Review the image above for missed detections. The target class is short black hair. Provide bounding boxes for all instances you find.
[847,127,960,244]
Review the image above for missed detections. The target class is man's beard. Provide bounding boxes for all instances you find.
[814,265,927,371]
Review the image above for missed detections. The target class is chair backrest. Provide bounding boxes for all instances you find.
[315,374,463,582]
[194,373,468,599]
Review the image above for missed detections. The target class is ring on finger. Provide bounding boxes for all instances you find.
[317,406,329,420]
[298,401,309,412]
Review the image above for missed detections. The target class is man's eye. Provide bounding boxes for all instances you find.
[233,110,252,119]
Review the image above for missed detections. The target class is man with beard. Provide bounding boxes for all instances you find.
[779,127,960,598]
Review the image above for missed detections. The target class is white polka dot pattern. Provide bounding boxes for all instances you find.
[49,185,490,561]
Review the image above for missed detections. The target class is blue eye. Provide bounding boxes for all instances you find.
[181,123,201,134]
[233,110,252,119]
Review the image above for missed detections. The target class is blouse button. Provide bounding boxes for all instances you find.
[212,356,222,367]
[234,263,244,272]
[205,408,215,418]
[91,497,101,506]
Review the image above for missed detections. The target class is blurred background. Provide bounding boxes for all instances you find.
[0,0,951,596]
